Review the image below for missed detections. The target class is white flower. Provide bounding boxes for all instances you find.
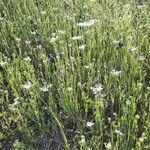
[77,82,81,87]
[84,65,90,69]
[113,112,117,117]
[108,117,111,123]
[130,47,138,52]
[110,70,122,77]
[50,36,59,43]
[41,11,46,15]
[139,56,145,61]
[84,63,93,69]
[52,32,57,37]
[40,84,52,92]
[40,85,48,92]
[126,100,131,105]
[104,142,112,149]
[24,56,31,61]
[0,61,7,67]
[77,19,96,27]
[67,87,73,92]
[37,44,42,49]
[28,16,32,20]
[22,81,33,89]
[58,30,66,34]
[78,45,86,50]
[86,121,94,127]
[25,40,31,44]
[71,36,82,40]
[0,17,4,21]
[137,5,143,10]
[30,30,36,35]
[70,56,75,61]
[15,38,21,42]
[90,83,103,97]
[115,129,124,136]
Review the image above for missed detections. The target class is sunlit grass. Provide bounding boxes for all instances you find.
[0,0,150,149]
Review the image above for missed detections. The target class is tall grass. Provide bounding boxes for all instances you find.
[0,0,150,149]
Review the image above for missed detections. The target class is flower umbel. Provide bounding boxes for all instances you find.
[90,83,104,97]
[22,81,33,89]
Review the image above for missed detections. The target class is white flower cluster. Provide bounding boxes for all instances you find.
[77,19,96,27]
[110,70,122,77]
[90,83,104,97]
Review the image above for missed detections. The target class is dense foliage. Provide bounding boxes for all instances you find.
[0,0,150,149]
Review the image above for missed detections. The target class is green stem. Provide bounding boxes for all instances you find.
[49,107,70,150]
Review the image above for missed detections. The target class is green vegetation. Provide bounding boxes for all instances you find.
[0,0,150,149]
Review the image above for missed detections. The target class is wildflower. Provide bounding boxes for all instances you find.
[86,121,94,127]
[41,11,46,15]
[78,45,86,50]
[28,16,32,20]
[126,100,131,105]
[90,83,103,97]
[0,17,4,21]
[50,36,59,43]
[139,56,145,61]
[113,112,117,117]
[104,142,112,149]
[24,56,31,61]
[52,32,57,37]
[0,61,7,67]
[110,70,122,77]
[108,117,111,123]
[67,87,73,92]
[40,84,52,92]
[77,19,96,27]
[25,40,31,44]
[15,38,21,42]
[84,63,93,69]
[71,36,82,40]
[66,15,74,20]
[130,47,138,52]
[84,65,90,69]
[22,81,33,89]
[58,30,66,34]
[37,44,42,49]
[115,129,124,136]
[137,5,143,10]
[30,30,36,35]
[77,82,81,87]
[139,137,145,142]
[70,56,75,61]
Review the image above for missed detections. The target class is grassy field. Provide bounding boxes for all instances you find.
[0,0,150,149]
